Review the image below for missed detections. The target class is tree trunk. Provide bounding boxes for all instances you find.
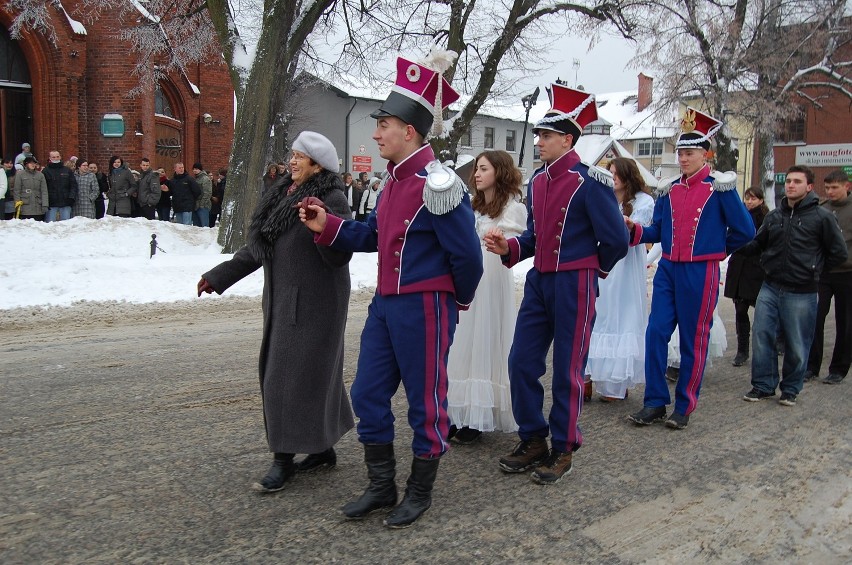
[714,129,738,173]
[757,131,778,211]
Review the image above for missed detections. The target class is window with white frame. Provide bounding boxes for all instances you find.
[484,127,494,149]
[636,140,664,156]
[506,129,516,152]
[459,129,472,147]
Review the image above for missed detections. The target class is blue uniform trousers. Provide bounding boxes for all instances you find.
[509,269,597,453]
[351,292,457,458]
[644,259,719,416]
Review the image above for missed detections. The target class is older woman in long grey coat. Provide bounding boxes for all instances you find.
[199,132,354,493]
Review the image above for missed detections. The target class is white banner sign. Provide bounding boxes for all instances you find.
[795,143,852,167]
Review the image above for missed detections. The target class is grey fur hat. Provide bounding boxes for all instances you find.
[292,131,339,173]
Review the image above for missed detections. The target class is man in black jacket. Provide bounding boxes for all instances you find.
[741,165,847,406]
[136,158,161,220]
[168,162,201,225]
[42,150,77,222]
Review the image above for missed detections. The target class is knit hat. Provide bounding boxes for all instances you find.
[370,48,460,138]
[291,131,340,173]
[676,107,722,151]
[192,162,203,171]
[22,142,30,149]
[532,83,598,141]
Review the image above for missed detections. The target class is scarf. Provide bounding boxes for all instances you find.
[246,169,343,262]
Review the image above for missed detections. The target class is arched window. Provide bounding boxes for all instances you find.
[0,26,30,85]
[155,84,173,117]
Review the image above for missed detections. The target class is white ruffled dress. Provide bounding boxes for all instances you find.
[446,200,527,432]
[585,192,655,399]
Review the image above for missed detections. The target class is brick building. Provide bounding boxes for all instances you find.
[0,2,233,173]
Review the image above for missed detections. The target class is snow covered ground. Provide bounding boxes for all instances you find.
[0,217,533,310]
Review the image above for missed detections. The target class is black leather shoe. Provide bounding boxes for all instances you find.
[296,448,336,472]
[803,370,818,382]
[384,457,440,529]
[823,373,846,384]
[665,366,680,382]
[342,443,397,519]
[252,457,295,493]
[451,427,482,445]
[627,406,667,425]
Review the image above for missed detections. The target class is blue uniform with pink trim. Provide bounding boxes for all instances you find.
[631,164,754,416]
[503,148,628,453]
[315,144,483,458]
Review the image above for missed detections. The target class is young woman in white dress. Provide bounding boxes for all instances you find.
[446,150,527,444]
[585,157,655,401]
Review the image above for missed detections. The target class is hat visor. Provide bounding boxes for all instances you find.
[531,125,565,135]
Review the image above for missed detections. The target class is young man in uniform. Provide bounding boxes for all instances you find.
[301,50,483,528]
[626,108,754,429]
[484,83,628,484]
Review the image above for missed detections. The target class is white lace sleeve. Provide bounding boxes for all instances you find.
[631,192,655,227]
[497,200,528,238]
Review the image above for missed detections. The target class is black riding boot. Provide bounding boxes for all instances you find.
[342,443,397,519]
[384,456,440,529]
[252,452,295,493]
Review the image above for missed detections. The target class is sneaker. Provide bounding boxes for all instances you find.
[498,437,549,473]
[452,426,482,445]
[822,373,846,385]
[530,449,573,485]
[665,412,689,429]
[627,406,667,425]
[731,352,748,367]
[778,393,797,406]
[803,370,818,382]
[743,388,775,402]
[665,366,680,383]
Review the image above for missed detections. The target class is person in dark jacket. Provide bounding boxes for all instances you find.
[42,150,77,222]
[197,131,354,494]
[88,162,108,219]
[156,168,171,221]
[724,187,769,367]
[210,168,226,227]
[168,162,201,225]
[741,165,847,406]
[2,158,15,220]
[106,156,136,217]
[136,158,161,220]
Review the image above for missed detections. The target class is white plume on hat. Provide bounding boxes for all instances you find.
[419,46,458,138]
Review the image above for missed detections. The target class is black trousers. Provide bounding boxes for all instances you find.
[733,298,755,354]
[808,271,852,376]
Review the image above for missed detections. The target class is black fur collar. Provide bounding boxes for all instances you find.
[246,169,343,262]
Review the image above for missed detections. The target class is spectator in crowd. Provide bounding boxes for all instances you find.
[136,158,161,220]
[88,162,108,219]
[0,157,6,213]
[356,176,381,221]
[262,163,279,195]
[42,149,77,222]
[64,156,78,172]
[805,170,852,385]
[72,160,100,219]
[15,142,32,167]
[3,158,16,219]
[276,161,288,176]
[106,156,136,218]
[211,168,226,227]
[169,162,201,225]
[485,84,627,483]
[12,156,48,220]
[741,165,846,405]
[197,131,354,495]
[192,163,213,227]
[340,172,362,219]
[156,167,171,221]
[724,187,769,367]
[358,171,370,188]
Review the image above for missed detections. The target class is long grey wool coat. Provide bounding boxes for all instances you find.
[203,170,354,454]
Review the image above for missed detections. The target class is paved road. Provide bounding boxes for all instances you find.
[1,294,849,564]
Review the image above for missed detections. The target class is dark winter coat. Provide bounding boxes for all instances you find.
[12,168,49,216]
[740,191,848,293]
[724,205,766,302]
[43,162,77,208]
[168,172,201,213]
[107,166,136,216]
[202,169,354,453]
[137,169,161,207]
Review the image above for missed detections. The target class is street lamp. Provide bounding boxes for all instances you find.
[518,86,540,168]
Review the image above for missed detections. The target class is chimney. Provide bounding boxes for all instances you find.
[637,73,653,112]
